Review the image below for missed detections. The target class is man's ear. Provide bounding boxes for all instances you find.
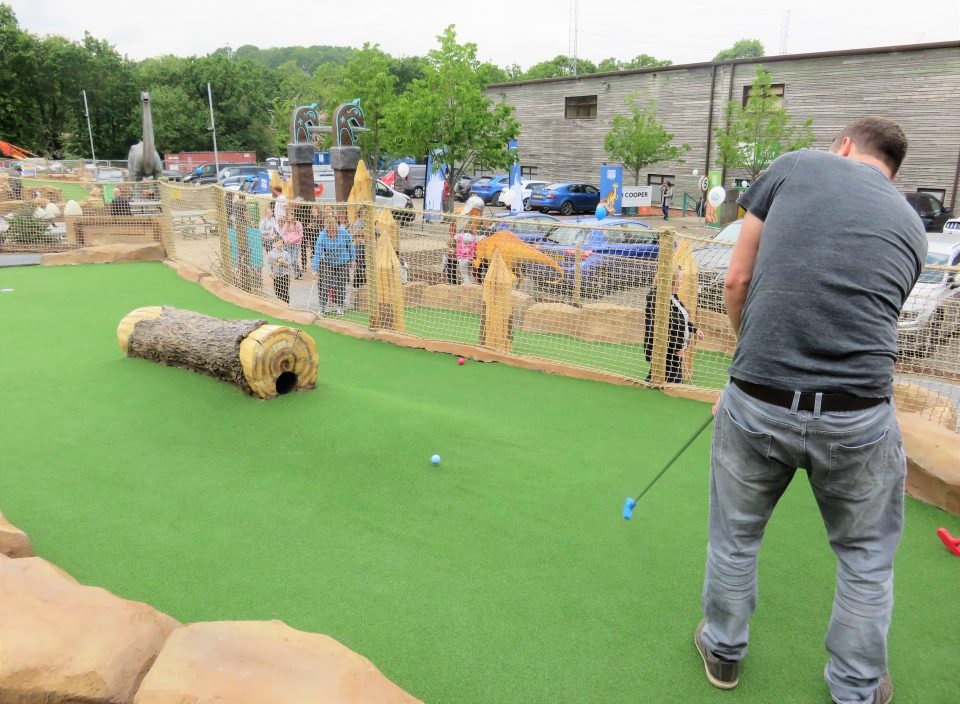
[833,136,853,157]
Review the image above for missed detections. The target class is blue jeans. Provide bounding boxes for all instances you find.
[701,381,905,704]
[662,203,670,219]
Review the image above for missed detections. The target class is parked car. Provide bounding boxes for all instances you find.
[222,175,250,191]
[455,175,491,202]
[528,182,601,216]
[219,165,264,182]
[94,168,125,183]
[905,192,953,233]
[898,237,960,358]
[391,164,427,198]
[470,175,510,205]
[161,169,184,182]
[692,219,742,312]
[184,162,255,185]
[942,217,960,238]
[525,217,656,296]
[521,180,551,210]
[492,212,562,243]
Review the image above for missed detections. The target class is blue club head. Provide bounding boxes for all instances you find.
[623,497,637,520]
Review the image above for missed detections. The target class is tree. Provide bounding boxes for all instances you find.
[384,26,519,211]
[522,55,597,80]
[603,96,690,185]
[327,43,398,177]
[713,39,764,61]
[713,66,814,180]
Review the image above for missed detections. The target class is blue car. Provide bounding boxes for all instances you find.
[527,182,601,216]
[492,212,563,243]
[526,217,658,296]
[470,175,510,205]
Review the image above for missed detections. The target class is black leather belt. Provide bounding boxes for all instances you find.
[731,378,888,412]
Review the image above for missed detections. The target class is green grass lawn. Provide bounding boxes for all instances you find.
[0,262,956,703]
[22,178,94,202]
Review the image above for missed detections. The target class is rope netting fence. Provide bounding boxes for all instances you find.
[4,176,958,432]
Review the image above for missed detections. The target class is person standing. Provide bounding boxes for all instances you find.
[694,117,927,704]
[312,209,355,316]
[643,267,703,383]
[258,202,279,252]
[8,163,23,200]
[266,239,293,304]
[661,181,673,220]
[109,185,132,216]
[271,185,288,221]
[278,212,304,279]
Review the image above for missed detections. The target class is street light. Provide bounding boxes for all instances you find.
[207,82,220,175]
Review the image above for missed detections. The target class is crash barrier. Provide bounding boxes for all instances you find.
[4,178,958,432]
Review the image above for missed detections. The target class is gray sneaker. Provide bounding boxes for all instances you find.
[832,673,893,704]
[695,619,740,690]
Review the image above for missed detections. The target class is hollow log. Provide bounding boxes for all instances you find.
[117,306,318,399]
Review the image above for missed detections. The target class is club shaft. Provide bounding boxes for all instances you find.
[634,415,713,502]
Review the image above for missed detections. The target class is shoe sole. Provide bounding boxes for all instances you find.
[695,629,739,690]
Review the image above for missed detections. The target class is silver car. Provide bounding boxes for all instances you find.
[898,238,960,358]
[693,220,741,313]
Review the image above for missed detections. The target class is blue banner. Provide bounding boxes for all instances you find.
[599,165,623,215]
[424,149,448,221]
[508,139,524,214]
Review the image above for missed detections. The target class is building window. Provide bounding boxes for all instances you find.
[565,95,597,119]
[742,83,785,107]
[521,165,539,177]
[917,188,946,204]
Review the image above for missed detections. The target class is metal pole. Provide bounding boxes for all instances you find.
[207,82,220,174]
[82,90,97,168]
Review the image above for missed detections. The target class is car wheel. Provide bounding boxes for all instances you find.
[523,198,531,211]
[413,186,424,198]
[490,191,502,207]
[560,201,574,216]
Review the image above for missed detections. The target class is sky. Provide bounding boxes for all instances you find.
[10,0,960,69]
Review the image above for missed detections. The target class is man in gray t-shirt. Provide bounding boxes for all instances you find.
[694,118,926,704]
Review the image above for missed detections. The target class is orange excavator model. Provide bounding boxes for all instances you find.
[0,140,37,160]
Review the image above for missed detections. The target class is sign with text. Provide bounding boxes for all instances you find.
[622,186,653,208]
[599,165,623,215]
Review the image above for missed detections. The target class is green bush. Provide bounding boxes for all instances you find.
[5,206,58,245]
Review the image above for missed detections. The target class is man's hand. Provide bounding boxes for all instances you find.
[724,212,764,335]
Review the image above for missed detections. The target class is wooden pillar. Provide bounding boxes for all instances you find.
[373,227,405,332]
[216,188,234,286]
[363,204,378,326]
[481,250,515,352]
[157,181,175,258]
[650,227,676,386]
[287,142,315,203]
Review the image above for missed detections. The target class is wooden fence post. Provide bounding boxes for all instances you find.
[363,203,377,327]
[650,227,676,386]
[216,187,234,286]
[572,244,582,307]
[481,250,515,352]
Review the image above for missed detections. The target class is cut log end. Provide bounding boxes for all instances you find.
[117,306,164,355]
[239,325,319,399]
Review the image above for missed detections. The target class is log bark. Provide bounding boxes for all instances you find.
[118,307,318,399]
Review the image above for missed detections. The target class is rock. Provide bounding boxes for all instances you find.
[893,381,957,431]
[0,556,180,704]
[403,281,427,308]
[420,283,482,314]
[517,302,580,337]
[578,303,645,343]
[0,511,33,558]
[900,412,960,516]
[41,243,165,266]
[133,621,421,704]
[174,260,208,283]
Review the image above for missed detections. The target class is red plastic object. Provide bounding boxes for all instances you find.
[936,528,960,557]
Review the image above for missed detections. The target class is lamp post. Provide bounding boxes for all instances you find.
[82,90,97,173]
[207,82,220,175]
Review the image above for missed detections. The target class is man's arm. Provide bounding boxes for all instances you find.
[724,212,764,335]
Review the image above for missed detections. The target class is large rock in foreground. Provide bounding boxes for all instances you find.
[0,556,180,704]
[0,510,33,557]
[134,620,421,704]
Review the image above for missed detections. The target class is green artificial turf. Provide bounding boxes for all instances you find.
[22,178,94,203]
[0,263,957,703]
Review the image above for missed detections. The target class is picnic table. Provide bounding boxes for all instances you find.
[171,209,217,239]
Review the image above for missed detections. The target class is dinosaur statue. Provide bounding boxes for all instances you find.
[127,92,163,181]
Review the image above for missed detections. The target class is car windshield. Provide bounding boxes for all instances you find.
[505,220,552,235]
[544,183,566,191]
[713,221,742,243]
[917,252,951,283]
[544,226,590,246]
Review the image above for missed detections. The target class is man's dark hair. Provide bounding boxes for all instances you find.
[834,116,908,175]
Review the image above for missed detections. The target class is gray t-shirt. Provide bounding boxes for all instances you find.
[731,149,927,397]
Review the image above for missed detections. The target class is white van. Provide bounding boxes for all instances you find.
[314,174,413,219]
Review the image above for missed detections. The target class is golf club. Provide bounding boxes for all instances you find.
[623,414,714,520]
